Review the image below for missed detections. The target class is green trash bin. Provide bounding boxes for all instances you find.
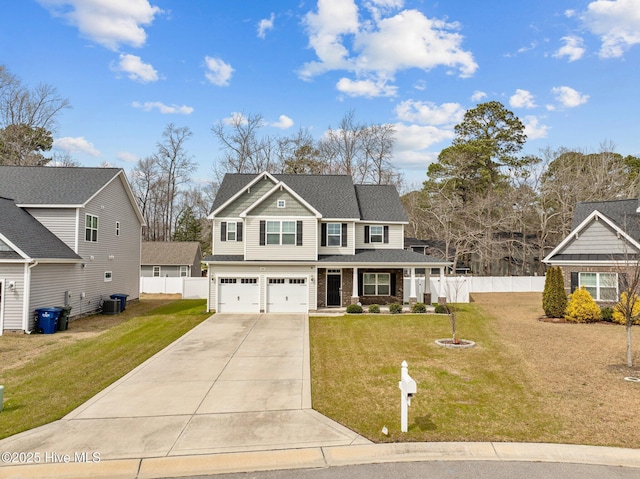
[55,306,72,331]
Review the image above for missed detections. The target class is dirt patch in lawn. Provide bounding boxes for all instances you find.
[0,296,181,378]
[472,292,640,448]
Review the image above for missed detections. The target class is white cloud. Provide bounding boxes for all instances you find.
[522,115,549,140]
[116,151,139,163]
[565,9,577,18]
[471,90,487,102]
[223,112,250,126]
[395,100,465,125]
[257,12,275,39]
[204,56,234,86]
[336,77,397,97]
[132,101,193,114]
[270,115,294,129]
[553,35,586,62]
[53,136,100,156]
[551,85,589,108]
[392,123,453,168]
[112,53,158,83]
[582,0,640,58]
[509,89,536,109]
[38,0,161,51]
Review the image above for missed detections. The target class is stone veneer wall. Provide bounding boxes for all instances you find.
[316,267,404,307]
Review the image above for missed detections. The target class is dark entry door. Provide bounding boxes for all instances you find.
[327,274,341,306]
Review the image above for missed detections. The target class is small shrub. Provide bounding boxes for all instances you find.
[612,292,640,325]
[543,266,567,318]
[601,307,614,322]
[411,302,427,313]
[346,304,363,314]
[434,304,449,314]
[565,287,602,323]
[368,304,380,314]
[389,303,403,314]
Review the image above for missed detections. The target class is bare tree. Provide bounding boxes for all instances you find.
[318,110,364,179]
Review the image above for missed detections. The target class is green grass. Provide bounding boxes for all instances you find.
[0,299,210,440]
[310,305,562,443]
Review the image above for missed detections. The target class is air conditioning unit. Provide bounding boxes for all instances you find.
[102,299,120,315]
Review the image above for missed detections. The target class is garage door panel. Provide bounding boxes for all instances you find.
[218,278,259,313]
[267,278,308,313]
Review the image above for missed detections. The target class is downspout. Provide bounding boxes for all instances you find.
[23,260,39,333]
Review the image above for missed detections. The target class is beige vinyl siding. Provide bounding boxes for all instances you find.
[26,208,78,250]
[217,177,276,217]
[562,220,638,255]
[318,221,355,255]
[213,219,244,256]
[29,263,86,329]
[248,190,314,217]
[208,264,316,312]
[355,223,404,249]
[244,216,317,261]
[1,264,27,331]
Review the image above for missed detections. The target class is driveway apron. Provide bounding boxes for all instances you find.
[0,313,367,460]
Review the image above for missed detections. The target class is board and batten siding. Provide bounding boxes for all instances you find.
[216,177,276,218]
[208,264,316,312]
[0,264,27,331]
[244,216,317,261]
[26,208,78,250]
[213,219,244,256]
[318,221,355,255]
[562,220,638,255]
[355,223,404,249]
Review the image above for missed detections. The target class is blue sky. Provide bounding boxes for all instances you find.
[2,0,640,189]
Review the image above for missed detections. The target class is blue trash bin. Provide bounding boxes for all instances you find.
[110,294,129,312]
[36,308,62,334]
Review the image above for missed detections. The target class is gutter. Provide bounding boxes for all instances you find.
[23,260,38,334]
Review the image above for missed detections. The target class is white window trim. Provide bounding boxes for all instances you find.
[327,223,342,247]
[85,214,98,243]
[369,225,383,243]
[277,199,286,208]
[180,266,188,277]
[579,272,618,301]
[153,266,161,277]
[104,271,112,282]
[266,220,296,245]
[227,221,237,241]
[115,221,120,236]
[363,273,390,296]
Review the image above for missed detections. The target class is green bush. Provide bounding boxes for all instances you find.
[543,266,567,318]
[411,302,427,313]
[434,304,449,314]
[565,287,602,323]
[346,304,363,314]
[601,307,614,322]
[388,303,403,314]
[368,304,380,314]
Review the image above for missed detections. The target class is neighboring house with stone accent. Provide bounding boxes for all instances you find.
[141,241,202,278]
[543,198,640,303]
[203,171,450,313]
[0,166,145,334]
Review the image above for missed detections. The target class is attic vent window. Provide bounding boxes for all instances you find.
[277,199,286,208]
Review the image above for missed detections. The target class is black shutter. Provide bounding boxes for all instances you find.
[364,226,370,244]
[221,222,227,242]
[237,222,243,242]
[570,272,579,293]
[259,220,266,245]
[390,272,396,296]
[321,223,327,247]
[297,220,303,246]
[358,271,363,296]
[383,226,389,244]
[342,223,347,247]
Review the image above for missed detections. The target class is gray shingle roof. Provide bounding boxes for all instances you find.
[142,242,201,265]
[0,197,82,260]
[318,249,450,264]
[572,199,640,239]
[211,172,407,221]
[0,165,121,205]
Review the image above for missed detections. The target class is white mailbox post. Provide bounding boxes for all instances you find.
[399,360,417,433]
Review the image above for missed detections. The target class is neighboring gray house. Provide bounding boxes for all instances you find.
[543,198,640,302]
[204,172,450,313]
[0,166,145,334]
[141,241,202,277]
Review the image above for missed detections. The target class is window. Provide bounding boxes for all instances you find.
[277,199,286,208]
[180,266,188,277]
[579,272,617,301]
[227,222,236,241]
[85,214,98,242]
[327,223,341,246]
[115,221,120,236]
[241,278,257,284]
[269,278,286,284]
[104,271,112,282]
[370,225,383,243]
[220,278,237,284]
[266,220,296,245]
[363,273,390,296]
[153,266,161,277]
[289,278,306,284]
[266,221,280,245]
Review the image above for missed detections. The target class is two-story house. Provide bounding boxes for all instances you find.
[204,172,450,313]
[0,166,145,334]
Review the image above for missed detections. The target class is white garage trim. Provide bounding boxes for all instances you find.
[218,276,260,313]
[266,276,309,313]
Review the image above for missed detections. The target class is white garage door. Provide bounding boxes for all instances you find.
[218,278,259,313]
[266,278,308,313]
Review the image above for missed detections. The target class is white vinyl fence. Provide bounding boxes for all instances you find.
[140,277,208,299]
[404,276,545,304]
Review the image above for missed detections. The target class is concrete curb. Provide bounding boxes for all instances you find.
[2,442,640,479]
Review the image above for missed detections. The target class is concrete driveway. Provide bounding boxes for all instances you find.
[0,313,367,460]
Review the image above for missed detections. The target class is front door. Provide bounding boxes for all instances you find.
[327,274,341,307]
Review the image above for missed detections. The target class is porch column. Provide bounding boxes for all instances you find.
[351,267,359,305]
[438,266,447,305]
[409,267,417,305]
